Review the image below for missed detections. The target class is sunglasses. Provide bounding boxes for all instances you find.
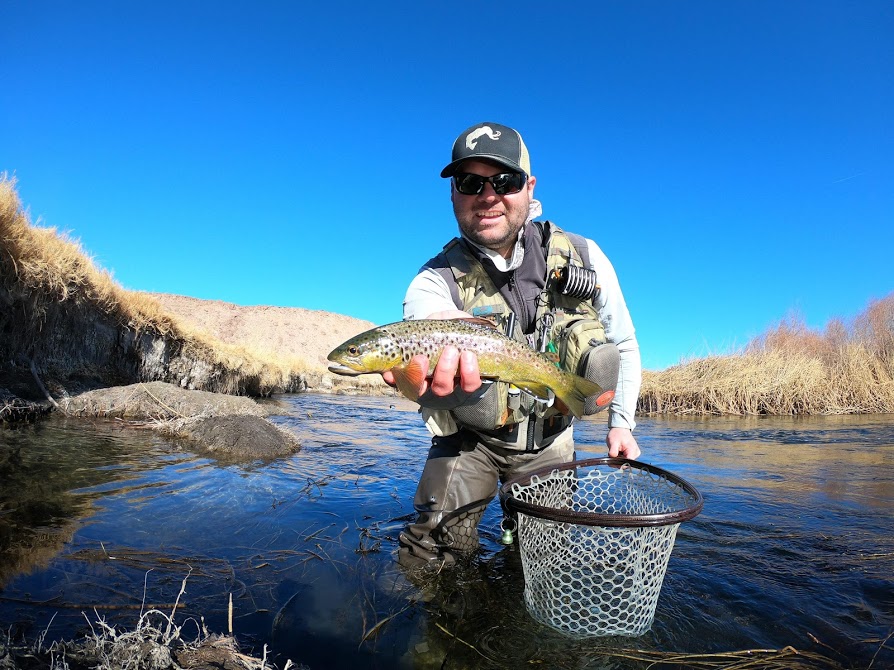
[453,171,527,196]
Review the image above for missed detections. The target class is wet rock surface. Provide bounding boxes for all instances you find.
[59,381,271,420]
[170,413,300,460]
[58,381,299,461]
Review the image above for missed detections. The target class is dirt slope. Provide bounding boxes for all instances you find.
[146,293,379,372]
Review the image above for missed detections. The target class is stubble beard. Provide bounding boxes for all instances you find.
[454,202,528,254]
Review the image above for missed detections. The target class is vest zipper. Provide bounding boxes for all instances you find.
[504,270,528,331]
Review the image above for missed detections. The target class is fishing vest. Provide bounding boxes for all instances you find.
[423,221,610,450]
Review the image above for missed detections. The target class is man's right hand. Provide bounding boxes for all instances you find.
[381,312,482,398]
[382,346,482,398]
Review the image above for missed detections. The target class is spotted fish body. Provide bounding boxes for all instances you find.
[326,319,602,418]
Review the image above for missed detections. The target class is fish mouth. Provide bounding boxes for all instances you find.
[327,363,363,376]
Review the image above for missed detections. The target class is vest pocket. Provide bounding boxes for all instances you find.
[450,381,536,430]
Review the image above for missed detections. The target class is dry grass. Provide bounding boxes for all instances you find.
[0,178,169,334]
[0,571,302,669]
[640,297,894,415]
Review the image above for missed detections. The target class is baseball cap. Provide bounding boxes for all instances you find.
[440,122,531,178]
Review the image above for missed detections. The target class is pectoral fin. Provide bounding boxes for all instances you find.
[390,359,427,403]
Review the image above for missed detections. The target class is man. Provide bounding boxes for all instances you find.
[384,122,641,569]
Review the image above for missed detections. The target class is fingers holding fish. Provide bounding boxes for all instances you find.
[458,350,481,393]
[429,347,482,396]
[381,369,397,388]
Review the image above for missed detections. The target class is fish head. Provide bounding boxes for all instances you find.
[326,329,403,376]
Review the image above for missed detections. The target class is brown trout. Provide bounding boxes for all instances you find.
[326,319,602,418]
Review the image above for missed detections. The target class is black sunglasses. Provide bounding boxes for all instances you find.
[453,171,527,196]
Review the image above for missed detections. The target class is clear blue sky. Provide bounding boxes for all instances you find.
[3,1,892,370]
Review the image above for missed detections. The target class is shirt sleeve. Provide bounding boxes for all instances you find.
[403,268,457,320]
[586,239,642,431]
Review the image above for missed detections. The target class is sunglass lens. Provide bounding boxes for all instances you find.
[491,173,525,194]
[455,173,486,195]
[454,172,525,195]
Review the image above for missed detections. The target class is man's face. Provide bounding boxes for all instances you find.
[451,160,536,258]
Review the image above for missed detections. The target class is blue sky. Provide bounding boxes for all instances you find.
[3,1,892,370]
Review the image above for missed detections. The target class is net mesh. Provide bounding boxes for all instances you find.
[502,459,702,637]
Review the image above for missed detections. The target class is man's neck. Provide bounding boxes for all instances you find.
[462,225,527,273]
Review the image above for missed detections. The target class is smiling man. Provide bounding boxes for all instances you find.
[388,121,642,569]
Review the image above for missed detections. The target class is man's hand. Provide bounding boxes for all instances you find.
[381,346,482,398]
[381,312,482,398]
[606,427,641,459]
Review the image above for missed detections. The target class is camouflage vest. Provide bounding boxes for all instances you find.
[426,222,607,443]
[442,221,606,357]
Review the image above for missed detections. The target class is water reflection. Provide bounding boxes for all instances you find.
[0,397,891,668]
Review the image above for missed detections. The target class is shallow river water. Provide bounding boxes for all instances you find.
[1,394,892,669]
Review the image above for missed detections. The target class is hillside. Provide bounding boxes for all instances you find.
[146,293,376,374]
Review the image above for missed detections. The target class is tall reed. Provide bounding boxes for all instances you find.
[640,296,894,415]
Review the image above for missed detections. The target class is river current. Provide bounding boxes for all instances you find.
[0,394,891,668]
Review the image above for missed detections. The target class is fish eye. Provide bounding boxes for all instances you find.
[348,346,358,355]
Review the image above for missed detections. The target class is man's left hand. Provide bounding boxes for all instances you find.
[606,427,640,459]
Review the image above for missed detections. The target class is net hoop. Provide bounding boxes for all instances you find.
[500,457,703,528]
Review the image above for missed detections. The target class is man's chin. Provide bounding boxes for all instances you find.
[466,231,509,249]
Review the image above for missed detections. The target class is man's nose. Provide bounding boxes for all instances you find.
[476,181,499,199]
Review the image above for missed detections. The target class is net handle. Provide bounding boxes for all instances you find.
[499,457,704,528]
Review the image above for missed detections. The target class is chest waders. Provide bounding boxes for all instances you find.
[397,222,621,569]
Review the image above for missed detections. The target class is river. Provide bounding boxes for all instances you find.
[0,394,892,669]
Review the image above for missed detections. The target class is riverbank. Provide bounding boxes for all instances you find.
[0,176,390,427]
[0,604,301,669]
[2,174,892,421]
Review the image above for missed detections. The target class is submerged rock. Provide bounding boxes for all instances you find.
[171,414,300,461]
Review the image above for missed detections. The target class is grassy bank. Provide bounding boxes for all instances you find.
[640,295,894,415]
[0,176,337,399]
[4,175,891,416]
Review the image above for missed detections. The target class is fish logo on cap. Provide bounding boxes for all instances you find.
[465,125,502,150]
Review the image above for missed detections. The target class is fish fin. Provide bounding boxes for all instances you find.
[552,373,603,418]
[390,360,427,402]
[577,376,602,398]
[515,381,553,401]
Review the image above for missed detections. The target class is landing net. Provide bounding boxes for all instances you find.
[500,458,703,637]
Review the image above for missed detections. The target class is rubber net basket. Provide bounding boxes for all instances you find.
[499,458,703,638]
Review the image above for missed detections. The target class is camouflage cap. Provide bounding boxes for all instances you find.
[440,122,531,178]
